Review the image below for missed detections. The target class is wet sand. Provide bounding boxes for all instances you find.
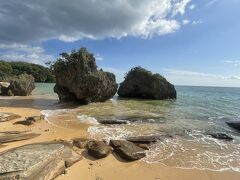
[0,99,240,180]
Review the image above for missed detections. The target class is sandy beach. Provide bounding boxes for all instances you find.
[1,100,240,180]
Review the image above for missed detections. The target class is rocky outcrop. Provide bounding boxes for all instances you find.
[118,66,176,100]
[87,140,112,159]
[208,133,233,141]
[226,121,240,132]
[0,74,35,96]
[53,48,117,104]
[14,115,45,126]
[99,120,128,125]
[110,140,146,161]
[0,141,82,179]
[0,112,21,122]
[0,131,40,144]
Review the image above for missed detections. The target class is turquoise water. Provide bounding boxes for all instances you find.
[33,84,240,171]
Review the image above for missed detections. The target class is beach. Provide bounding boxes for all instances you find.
[0,84,240,180]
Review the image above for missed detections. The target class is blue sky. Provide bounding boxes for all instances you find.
[0,0,240,87]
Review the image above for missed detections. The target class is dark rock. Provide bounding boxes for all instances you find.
[53,48,117,104]
[72,138,90,149]
[0,141,82,179]
[14,115,45,126]
[0,112,21,122]
[135,143,150,150]
[110,140,146,161]
[118,66,176,100]
[99,120,128,125]
[0,74,35,96]
[87,140,112,159]
[226,121,240,131]
[0,131,40,144]
[127,135,173,144]
[208,133,233,141]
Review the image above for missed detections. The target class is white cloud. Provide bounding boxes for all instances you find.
[192,20,203,25]
[189,4,196,10]
[172,0,191,17]
[0,0,192,44]
[163,69,240,87]
[182,19,190,25]
[224,60,240,67]
[0,44,54,65]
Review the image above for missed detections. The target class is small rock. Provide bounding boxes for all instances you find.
[226,121,240,132]
[135,143,150,150]
[72,138,90,149]
[208,133,233,141]
[110,140,146,161]
[99,120,128,125]
[14,115,45,126]
[87,140,112,159]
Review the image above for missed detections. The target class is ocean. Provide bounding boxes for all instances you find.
[3,83,240,172]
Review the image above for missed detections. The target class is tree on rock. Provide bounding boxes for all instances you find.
[118,66,176,100]
[53,48,117,104]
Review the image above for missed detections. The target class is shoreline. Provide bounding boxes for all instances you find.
[0,100,240,180]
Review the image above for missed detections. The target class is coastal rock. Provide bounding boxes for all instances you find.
[110,140,146,161]
[99,119,128,125]
[118,66,176,100]
[0,74,35,96]
[14,115,45,126]
[226,121,240,131]
[0,131,40,144]
[53,48,117,104]
[208,133,233,141]
[126,135,173,144]
[0,112,21,122]
[72,138,90,149]
[0,141,82,179]
[87,140,112,159]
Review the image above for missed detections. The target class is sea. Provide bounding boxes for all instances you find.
[2,83,240,172]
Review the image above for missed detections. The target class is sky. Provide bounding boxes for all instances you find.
[0,0,240,87]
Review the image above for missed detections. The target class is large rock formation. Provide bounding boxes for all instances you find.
[0,141,82,179]
[53,48,117,104]
[118,66,176,100]
[0,74,35,96]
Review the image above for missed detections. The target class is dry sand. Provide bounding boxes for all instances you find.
[0,106,240,180]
